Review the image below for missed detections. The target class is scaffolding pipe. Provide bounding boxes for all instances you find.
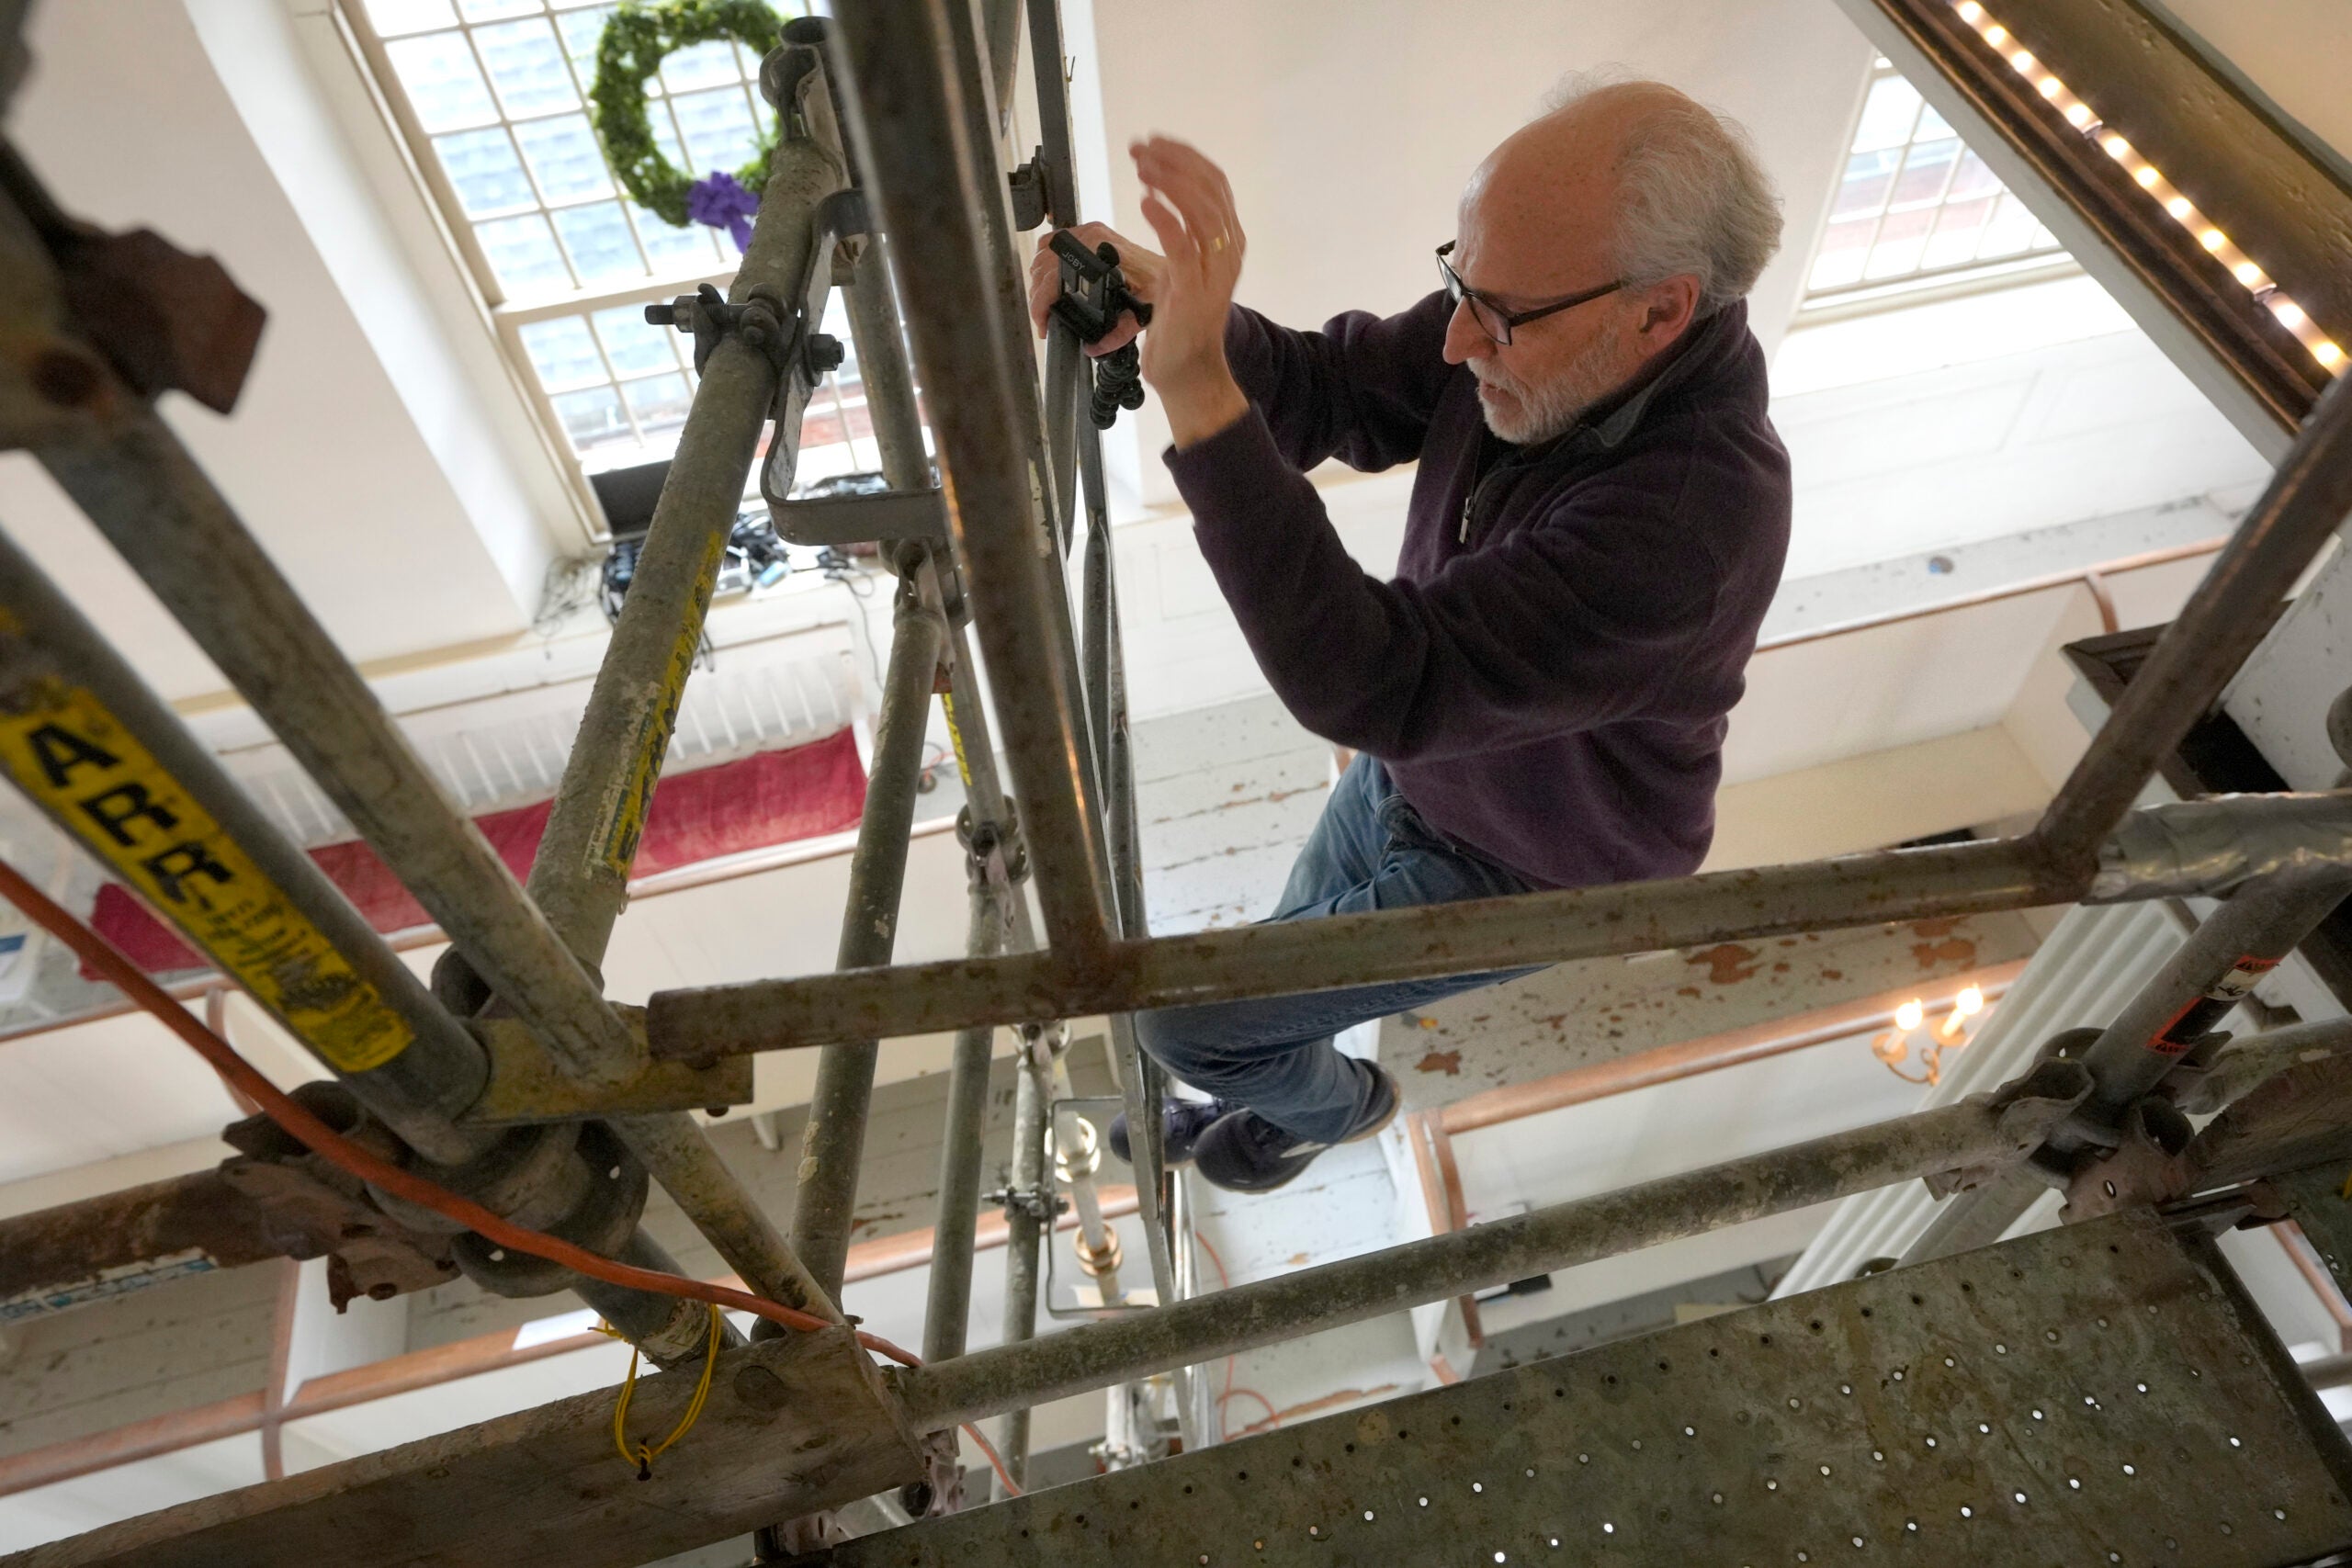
[1026,0,1086,554]
[0,529,489,1167]
[497,85,851,1326]
[1085,425,1180,1312]
[920,877,1007,1363]
[979,0,1023,135]
[523,118,845,969]
[787,581,946,1298]
[994,1031,1051,1492]
[2030,367,2352,863]
[2072,871,2352,1127]
[573,1230,742,1366]
[1903,867,2352,1266]
[891,1086,2083,1431]
[36,365,831,1333]
[1038,3,1182,1323]
[829,0,1115,962]
[40,414,644,1088]
[651,795,2352,1055]
[842,235,929,495]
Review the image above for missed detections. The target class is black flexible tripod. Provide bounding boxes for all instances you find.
[1047,230,1153,429]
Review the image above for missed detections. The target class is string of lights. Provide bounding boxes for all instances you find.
[1949,0,2343,375]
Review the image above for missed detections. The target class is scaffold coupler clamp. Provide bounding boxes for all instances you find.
[986,1183,1068,1225]
[644,282,838,392]
[1047,229,1152,429]
[957,798,1029,890]
[1919,1056,2094,1199]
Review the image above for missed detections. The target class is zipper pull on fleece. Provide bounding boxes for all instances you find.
[1458,492,1473,544]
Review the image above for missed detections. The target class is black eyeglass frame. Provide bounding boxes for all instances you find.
[1436,241,1626,345]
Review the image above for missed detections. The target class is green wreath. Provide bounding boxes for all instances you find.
[589,0,789,243]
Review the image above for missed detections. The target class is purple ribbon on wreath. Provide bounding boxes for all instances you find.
[686,170,759,253]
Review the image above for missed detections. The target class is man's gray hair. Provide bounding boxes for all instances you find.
[1544,70,1783,316]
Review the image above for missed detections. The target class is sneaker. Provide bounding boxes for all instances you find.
[1193,1065,1401,1194]
[1108,1096,1239,1168]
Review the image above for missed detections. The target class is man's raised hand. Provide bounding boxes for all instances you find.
[1129,135,1250,446]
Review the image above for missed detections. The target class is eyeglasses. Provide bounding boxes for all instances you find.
[1437,242,1625,345]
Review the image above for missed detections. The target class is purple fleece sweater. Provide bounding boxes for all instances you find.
[1162,291,1791,890]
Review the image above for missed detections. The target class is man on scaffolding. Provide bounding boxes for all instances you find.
[1030,75,1792,1194]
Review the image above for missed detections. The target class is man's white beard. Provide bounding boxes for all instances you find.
[1472,334,1628,446]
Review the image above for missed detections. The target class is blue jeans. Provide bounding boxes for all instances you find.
[1133,756,1539,1143]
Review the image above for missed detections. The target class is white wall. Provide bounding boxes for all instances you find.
[1771,277,2271,579]
[0,1,566,703]
[1075,0,1875,506]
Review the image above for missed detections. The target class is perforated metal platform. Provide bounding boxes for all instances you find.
[824,1211,2352,1567]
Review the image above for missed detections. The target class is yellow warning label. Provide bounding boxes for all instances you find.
[0,677,413,1072]
[942,693,974,789]
[599,526,729,877]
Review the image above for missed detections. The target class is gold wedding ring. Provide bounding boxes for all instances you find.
[1209,234,1228,254]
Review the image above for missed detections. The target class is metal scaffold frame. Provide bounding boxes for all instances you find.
[6,0,2352,1561]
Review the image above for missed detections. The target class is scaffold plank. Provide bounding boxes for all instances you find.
[820,1213,2352,1566]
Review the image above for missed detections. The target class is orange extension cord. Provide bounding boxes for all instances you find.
[0,854,1020,1497]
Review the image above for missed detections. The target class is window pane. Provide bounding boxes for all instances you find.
[1864,206,1935,278]
[671,86,761,175]
[1831,149,1899,220]
[434,128,535,216]
[593,305,682,376]
[1890,138,1961,208]
[513,113,612,202]
[660,39,742,93]
[551,200,646,282]
[458,0,542,17]
[1946,149,2001,204]
[363,0,458,35]
[553,6,616,68]
[474,212,572,291]
[1850,76,1921,152]
[631,205,721,271]
[621,372,694,437]
[1921,195,1996,270]
[1809,218,1875,290]
[386,32,500,131]
[1917,103,1955,141]
[474,17,577,116]
[518,315,605,391]
[550,385,632,451]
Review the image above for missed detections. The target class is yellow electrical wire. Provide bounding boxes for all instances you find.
[605,1304,725,1480]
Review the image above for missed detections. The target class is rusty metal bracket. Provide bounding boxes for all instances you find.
[2061,1096,2198,1223]
[0,1155,456,1323]
[215,1156,458,1308]
[1921,1056,2094,1199]
[0,142,263,416]
[463,1008,752,1124]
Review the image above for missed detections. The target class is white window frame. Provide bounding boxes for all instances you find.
[1797,59,2076,322]
[330,0,881,527]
